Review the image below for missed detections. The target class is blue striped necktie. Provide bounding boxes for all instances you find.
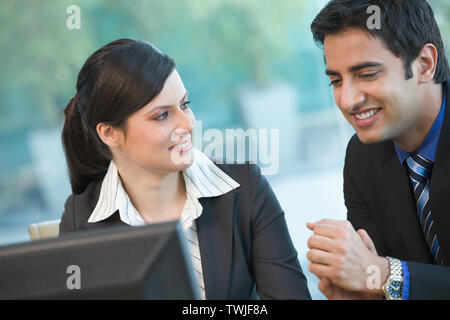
[405,153,444,265]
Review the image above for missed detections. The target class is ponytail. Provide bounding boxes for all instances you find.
[61,94,110,194]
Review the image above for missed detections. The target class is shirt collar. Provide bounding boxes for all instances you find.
[183,148,240,198]
[394,85,447,164]
[87,148,240,223]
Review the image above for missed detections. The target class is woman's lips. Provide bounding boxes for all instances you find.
[169,140,192,152]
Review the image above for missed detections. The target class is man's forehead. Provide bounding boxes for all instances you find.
[324,27,379,45]
[323,29,393,70]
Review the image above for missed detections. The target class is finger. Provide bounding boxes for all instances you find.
[307,262,334,280]
[312,223,348,240]
[307,219,343,229]
[307,234,337,252]
[306,249,333,265]
[316,219,353,229]
[306,222,316,231]
[307,248,346,268]
[318,277,333,299]
[357,229,378,255]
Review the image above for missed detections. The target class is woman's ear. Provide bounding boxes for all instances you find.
[96,122,122,148]
[416,43,438,84]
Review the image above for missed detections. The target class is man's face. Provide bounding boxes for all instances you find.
[324,28,421,144]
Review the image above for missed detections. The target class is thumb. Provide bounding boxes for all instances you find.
[357,229,378,255]
[318,277,334,299]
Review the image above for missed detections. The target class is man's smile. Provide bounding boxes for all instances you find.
[350,108,382,127]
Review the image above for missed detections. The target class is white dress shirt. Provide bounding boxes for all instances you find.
[87,148,240,299]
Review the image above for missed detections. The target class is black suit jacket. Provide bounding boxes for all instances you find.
[59,163,311,300]
[344,79,450,299]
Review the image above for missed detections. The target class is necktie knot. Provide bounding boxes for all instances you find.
[406,153,433,182]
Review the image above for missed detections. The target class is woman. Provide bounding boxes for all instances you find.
[60,38,311,300]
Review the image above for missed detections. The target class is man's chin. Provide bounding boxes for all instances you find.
[355,132,384,144]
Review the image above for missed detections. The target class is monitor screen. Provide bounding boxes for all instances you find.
[0,221,200,299]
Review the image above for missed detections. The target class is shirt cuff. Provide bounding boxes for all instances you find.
[400,260,410,300]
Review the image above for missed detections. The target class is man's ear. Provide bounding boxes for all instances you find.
[96,122,122,148]
[416,43,438,84]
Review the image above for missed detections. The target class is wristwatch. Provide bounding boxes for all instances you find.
[382,256,403,300]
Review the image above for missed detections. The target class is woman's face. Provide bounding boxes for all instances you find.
[115,69,195,174]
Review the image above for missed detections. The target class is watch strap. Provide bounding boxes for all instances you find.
[383,256,403,300]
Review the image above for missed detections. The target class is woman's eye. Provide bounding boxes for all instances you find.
[154,111,169,121]
[181,101,191,110]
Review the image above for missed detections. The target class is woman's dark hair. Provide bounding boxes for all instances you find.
[62,39,176,194]
[311,0,449,83]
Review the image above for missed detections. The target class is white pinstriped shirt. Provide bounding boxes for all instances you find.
[87,148,240,299]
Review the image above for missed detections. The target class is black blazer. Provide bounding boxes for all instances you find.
[344,79,450,299]
[59,163,311,300]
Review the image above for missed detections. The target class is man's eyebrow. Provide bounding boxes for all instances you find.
[145,91,188,115]
[349,62,383,73]
[325,69,340,76]
[325,62,383,76]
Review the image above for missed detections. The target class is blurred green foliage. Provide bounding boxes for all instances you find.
[0,0,312,131]
[1,0,448,130]
[0,0,448,206]
[430,0,450,57]
[0,0,325,213]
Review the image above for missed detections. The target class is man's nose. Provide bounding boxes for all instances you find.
[338,81,366,112]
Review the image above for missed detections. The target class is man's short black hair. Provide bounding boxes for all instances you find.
[311,0,449,83]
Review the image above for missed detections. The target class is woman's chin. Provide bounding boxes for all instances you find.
[169,150,193,170]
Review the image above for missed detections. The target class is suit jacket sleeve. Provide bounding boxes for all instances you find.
[405,261,450,299]
[248,164,311,300]
[59,194,76,235]
[345,137,450,299]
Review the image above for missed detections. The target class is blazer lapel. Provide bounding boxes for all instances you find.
[196,193,235,300]
[382,153,432,263]
[429,78,450,264]
[84,210,127,230]
[78,180,128,231]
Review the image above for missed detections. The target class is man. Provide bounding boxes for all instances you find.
[307,0,450,299]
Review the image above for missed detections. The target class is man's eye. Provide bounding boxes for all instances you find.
[329,79,341,87]
[360,72,379,79]
[154,111,169,120]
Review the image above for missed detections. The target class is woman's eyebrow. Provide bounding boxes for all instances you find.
[145,91,188,115]
[180,91,188,103]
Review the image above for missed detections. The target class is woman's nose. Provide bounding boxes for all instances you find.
[173,109,194,135]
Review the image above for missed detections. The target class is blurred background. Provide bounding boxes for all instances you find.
[0,0,449,299]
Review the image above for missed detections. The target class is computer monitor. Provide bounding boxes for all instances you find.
[0,221,200,299]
